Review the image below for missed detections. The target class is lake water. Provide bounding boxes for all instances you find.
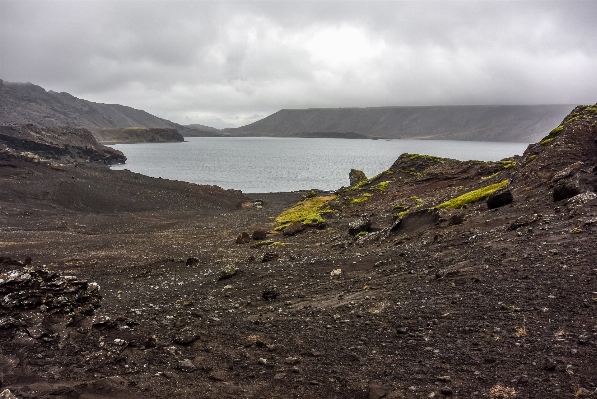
[109,137,528,193]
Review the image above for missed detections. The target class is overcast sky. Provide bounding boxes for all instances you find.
[1,0,596,128]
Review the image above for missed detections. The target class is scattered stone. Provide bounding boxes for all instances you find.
[349,215,371,236]
[173,330,198,345]
[396,327,408,335]
[145,335,158,348]
[262,252,279,262]
[236,232,251,244]
[252,230,268,240]
[262,290,278,301]
[487,189,513,209]
[185,257,199,266]
[178,359,196,372]
[440,386,453,396]
[544,357,557,370]
[349,169,368,186]
[330,268,342,277]
[218,265,238,280]
[0,389,17,399]
[437,376,451,382]
[283,221,305,236]
[253,199,264,209]
[448,214,464,226]
[208,371,226,381]
[368,382,392,399]
[258,357,268,365]
[274,372,286,380]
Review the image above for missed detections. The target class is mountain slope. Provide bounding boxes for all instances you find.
[222,105,576,142]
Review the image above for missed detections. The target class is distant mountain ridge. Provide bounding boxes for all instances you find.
[222,105,576,142]
[0,80,577,143]
[0,80,209,138]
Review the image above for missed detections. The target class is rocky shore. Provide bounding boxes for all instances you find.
[1,105,597,398]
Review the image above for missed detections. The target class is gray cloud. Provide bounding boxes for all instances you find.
[1,0,596,128]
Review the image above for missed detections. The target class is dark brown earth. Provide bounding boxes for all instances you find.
[1,106,597,399]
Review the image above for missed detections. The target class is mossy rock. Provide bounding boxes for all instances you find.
[435,180,509,209]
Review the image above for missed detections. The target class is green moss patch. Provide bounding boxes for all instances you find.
[375,181,390,192]
[350,193,372,204]
[435,180,509,209]
[275,195,336,230]
[539,137,554,146]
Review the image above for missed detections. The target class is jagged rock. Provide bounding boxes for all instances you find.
[283,222,305,236]
[487,189,513,209]
[348,215,371,236]
[252,230,268,240]
[568,191,597,207]
[349,169,368,186]
[236,232,251,244]
[0,389,17,399]
[262,252,279,262]
[178,359,197,372]
[218,265,238,280]
[0,265,101,316]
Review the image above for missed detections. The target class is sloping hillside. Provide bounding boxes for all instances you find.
[223,105,575,142]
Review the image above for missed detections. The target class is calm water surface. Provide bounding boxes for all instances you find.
[110,137,528,193]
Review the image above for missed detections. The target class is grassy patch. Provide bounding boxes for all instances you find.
[500,160,517,169]
[435,180,509,209]
[481,172,500,181]
[275,195,336,230]
[396,209,410,218]
[355,231,368,238]
[539,137,554,146]
[350,193,372,204]
[528,154,536,162]
[375,181,390,192]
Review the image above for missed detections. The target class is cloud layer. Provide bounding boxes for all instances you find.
[1,0,596,128]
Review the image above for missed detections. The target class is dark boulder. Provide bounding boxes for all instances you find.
[348,215,371,236]
[252,230,268,240]
[236,232,251,244]
[487,189,513,209]
[186,257,199,266]
[262,252,279,262]
[553,176,581,201]
[283,222,305,236]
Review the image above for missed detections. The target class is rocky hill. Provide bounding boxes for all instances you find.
[223,105,575,142]
[88,127,184,143]
[0,80,204,140]
[0,124,126,165]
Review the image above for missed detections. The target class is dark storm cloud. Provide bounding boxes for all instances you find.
[1,0,596,128]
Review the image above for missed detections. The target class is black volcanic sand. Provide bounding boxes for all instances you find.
[2,108,597,399]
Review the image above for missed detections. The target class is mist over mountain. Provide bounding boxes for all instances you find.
[1,80,575,143]
[222,105,575,142]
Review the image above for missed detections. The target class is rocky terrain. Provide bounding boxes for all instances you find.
[0,124,126,165]
[87,127,184,144]
[222,105,575,142]
[1,105,597,398]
